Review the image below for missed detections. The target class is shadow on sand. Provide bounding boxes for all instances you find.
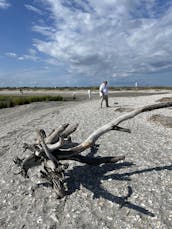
[65,146,172,217]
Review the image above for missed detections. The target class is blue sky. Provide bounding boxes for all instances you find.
[0,0,172,87]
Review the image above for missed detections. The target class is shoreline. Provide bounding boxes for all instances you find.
[0,88,171,103]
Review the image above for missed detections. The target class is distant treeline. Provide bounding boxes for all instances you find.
[0,86,172,91]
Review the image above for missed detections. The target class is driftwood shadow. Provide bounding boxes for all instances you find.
[65,147,171,217]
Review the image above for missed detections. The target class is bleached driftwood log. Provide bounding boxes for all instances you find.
[14,102,172,198]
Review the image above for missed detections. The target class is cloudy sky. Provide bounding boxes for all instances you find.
[0,0,172,87]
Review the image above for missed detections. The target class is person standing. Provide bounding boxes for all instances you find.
[88,89,91,99]
[99,81,109,108]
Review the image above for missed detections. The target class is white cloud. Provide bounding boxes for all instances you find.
[0,0,10,9]
[31,0,172,81]
[32,25,56,38]
[25,4,42,15]
[18,54,39,61]
[5,52,17,57]
[5,49,39,61]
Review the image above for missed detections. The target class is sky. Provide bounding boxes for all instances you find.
[0,0,172,87]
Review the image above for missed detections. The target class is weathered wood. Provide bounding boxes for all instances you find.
[37,129,60,167]
[61,123,79,138]
[40,164,66,198]
[14,154,42,178]
[44,123,69,144]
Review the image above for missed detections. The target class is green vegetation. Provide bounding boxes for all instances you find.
[0,95,64,109]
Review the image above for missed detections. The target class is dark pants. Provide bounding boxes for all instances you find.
[101,95,109,108]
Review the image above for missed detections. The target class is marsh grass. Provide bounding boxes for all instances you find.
[0,95,64,109]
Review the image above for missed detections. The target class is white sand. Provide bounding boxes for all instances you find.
[0,91,172,229]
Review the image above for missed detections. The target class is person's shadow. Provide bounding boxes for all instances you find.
[65,145,172,217]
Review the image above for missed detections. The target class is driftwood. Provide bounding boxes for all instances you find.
[14,102,172,198]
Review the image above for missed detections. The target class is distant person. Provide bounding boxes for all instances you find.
[19,88,23,95]
[88,89,91,99]
[135,81,138,88]
[99,81,109,108]
[72,92,76,100]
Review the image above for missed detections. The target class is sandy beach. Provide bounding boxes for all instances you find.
[0,90,172,229]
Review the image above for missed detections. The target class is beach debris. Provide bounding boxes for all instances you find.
[149,114,172,128]
[14,102,172,198]
[156,97,172,103]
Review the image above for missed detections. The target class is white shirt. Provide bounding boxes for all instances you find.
[99,83,108,96]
